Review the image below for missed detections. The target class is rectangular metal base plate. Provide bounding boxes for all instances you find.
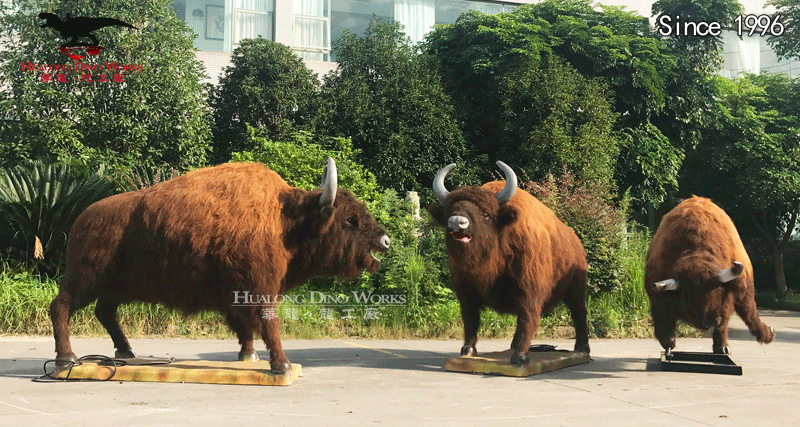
[55,360,302,386]
[445,348,590,377]
[660,351,742,375]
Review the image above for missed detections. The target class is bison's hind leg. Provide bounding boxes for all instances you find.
[94,299,136,358]
[260,313,291,373]
[735,294,775,345]
[563,277,590,354]
[226,312,258,362]
[50,290,94,363]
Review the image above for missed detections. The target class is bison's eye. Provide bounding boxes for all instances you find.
[345,217,358,227]
[482,212,492,221]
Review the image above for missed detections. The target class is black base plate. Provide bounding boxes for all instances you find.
[660,351,742,375]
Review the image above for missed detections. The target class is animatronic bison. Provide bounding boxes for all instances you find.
[427,162,590,365]
[50,159,390,373]
[645,196,774,355]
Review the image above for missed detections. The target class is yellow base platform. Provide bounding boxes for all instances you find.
[445,348,590,377]
[55,360,302,386]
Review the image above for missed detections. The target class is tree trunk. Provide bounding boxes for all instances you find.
[749,201,799,300]
[772,247,789,298]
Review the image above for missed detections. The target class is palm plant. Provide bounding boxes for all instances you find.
[118,164,180,192]
[0,161,117,276]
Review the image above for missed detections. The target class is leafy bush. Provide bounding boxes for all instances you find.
[0,161,117,275]
[523,169,628,292]
[232,128,380,201]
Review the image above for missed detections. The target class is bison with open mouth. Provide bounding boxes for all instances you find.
[428,161,590,366]
[50,159,389,373]
[645,196,774,355]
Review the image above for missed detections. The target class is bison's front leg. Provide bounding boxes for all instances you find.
[458,298,481,357]
[510,308,539,366]
[651,304,677,354]
[260,314,291,373]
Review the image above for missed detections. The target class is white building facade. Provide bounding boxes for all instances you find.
[169,0,799,83]
[170,0,524,82]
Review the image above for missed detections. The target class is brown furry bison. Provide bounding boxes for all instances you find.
[645,196,774,355]
[427,162,590,365]
[50,159,390,373]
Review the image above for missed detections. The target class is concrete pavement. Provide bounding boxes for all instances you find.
[1,309,798,426]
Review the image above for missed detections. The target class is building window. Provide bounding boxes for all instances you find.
[293,0,331,61]
[294,0,516,62]
[232,0,275,49]
[173,0,274,53]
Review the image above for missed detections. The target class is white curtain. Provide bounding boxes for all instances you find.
[394,0,435,45]
[736,36,760,75]
[720,30,760,77]
[294,0,326,60]
[226,0,274,52]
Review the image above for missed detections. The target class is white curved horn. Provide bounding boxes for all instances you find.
[495,161,517,204]
[717,261,744,283]
[654,278,679,292]
[432,163,455,202]
[319,157,338,206]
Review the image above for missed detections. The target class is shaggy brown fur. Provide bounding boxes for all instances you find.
[645,196,774,354]
[50,162,388,372]
[428,181,589,364]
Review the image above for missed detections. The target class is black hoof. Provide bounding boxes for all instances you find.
[114,349,136,359]
[238,350,259,362]
[713,346,731,355]
[574,343,591,354]
[460,345,476,356]
[510,351,529,366]
[270,361,292,374]
[55,353,78,367]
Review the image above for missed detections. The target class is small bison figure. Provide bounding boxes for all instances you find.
[50,159,390,373]
[427,162,590,365]
[645,196,774,355]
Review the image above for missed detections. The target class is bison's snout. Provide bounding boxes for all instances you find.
[447,215,471,243]
[448,215,469,231]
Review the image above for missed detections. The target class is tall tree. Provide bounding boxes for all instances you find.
[681,74,800,298]
[643,0,744,221]
[313,19,471,196]
[209,37,319,164]
[426,0,671,191]
[0,0,211,172]
[768,0,800,60]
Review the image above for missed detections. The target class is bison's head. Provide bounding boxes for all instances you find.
[291,158,390,279]
[653,254,744,329]
[426,161,519,262]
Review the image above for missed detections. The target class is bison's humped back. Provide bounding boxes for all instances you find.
[479,181,588,286]
[646,196,754,291]
[62,162,292,313]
